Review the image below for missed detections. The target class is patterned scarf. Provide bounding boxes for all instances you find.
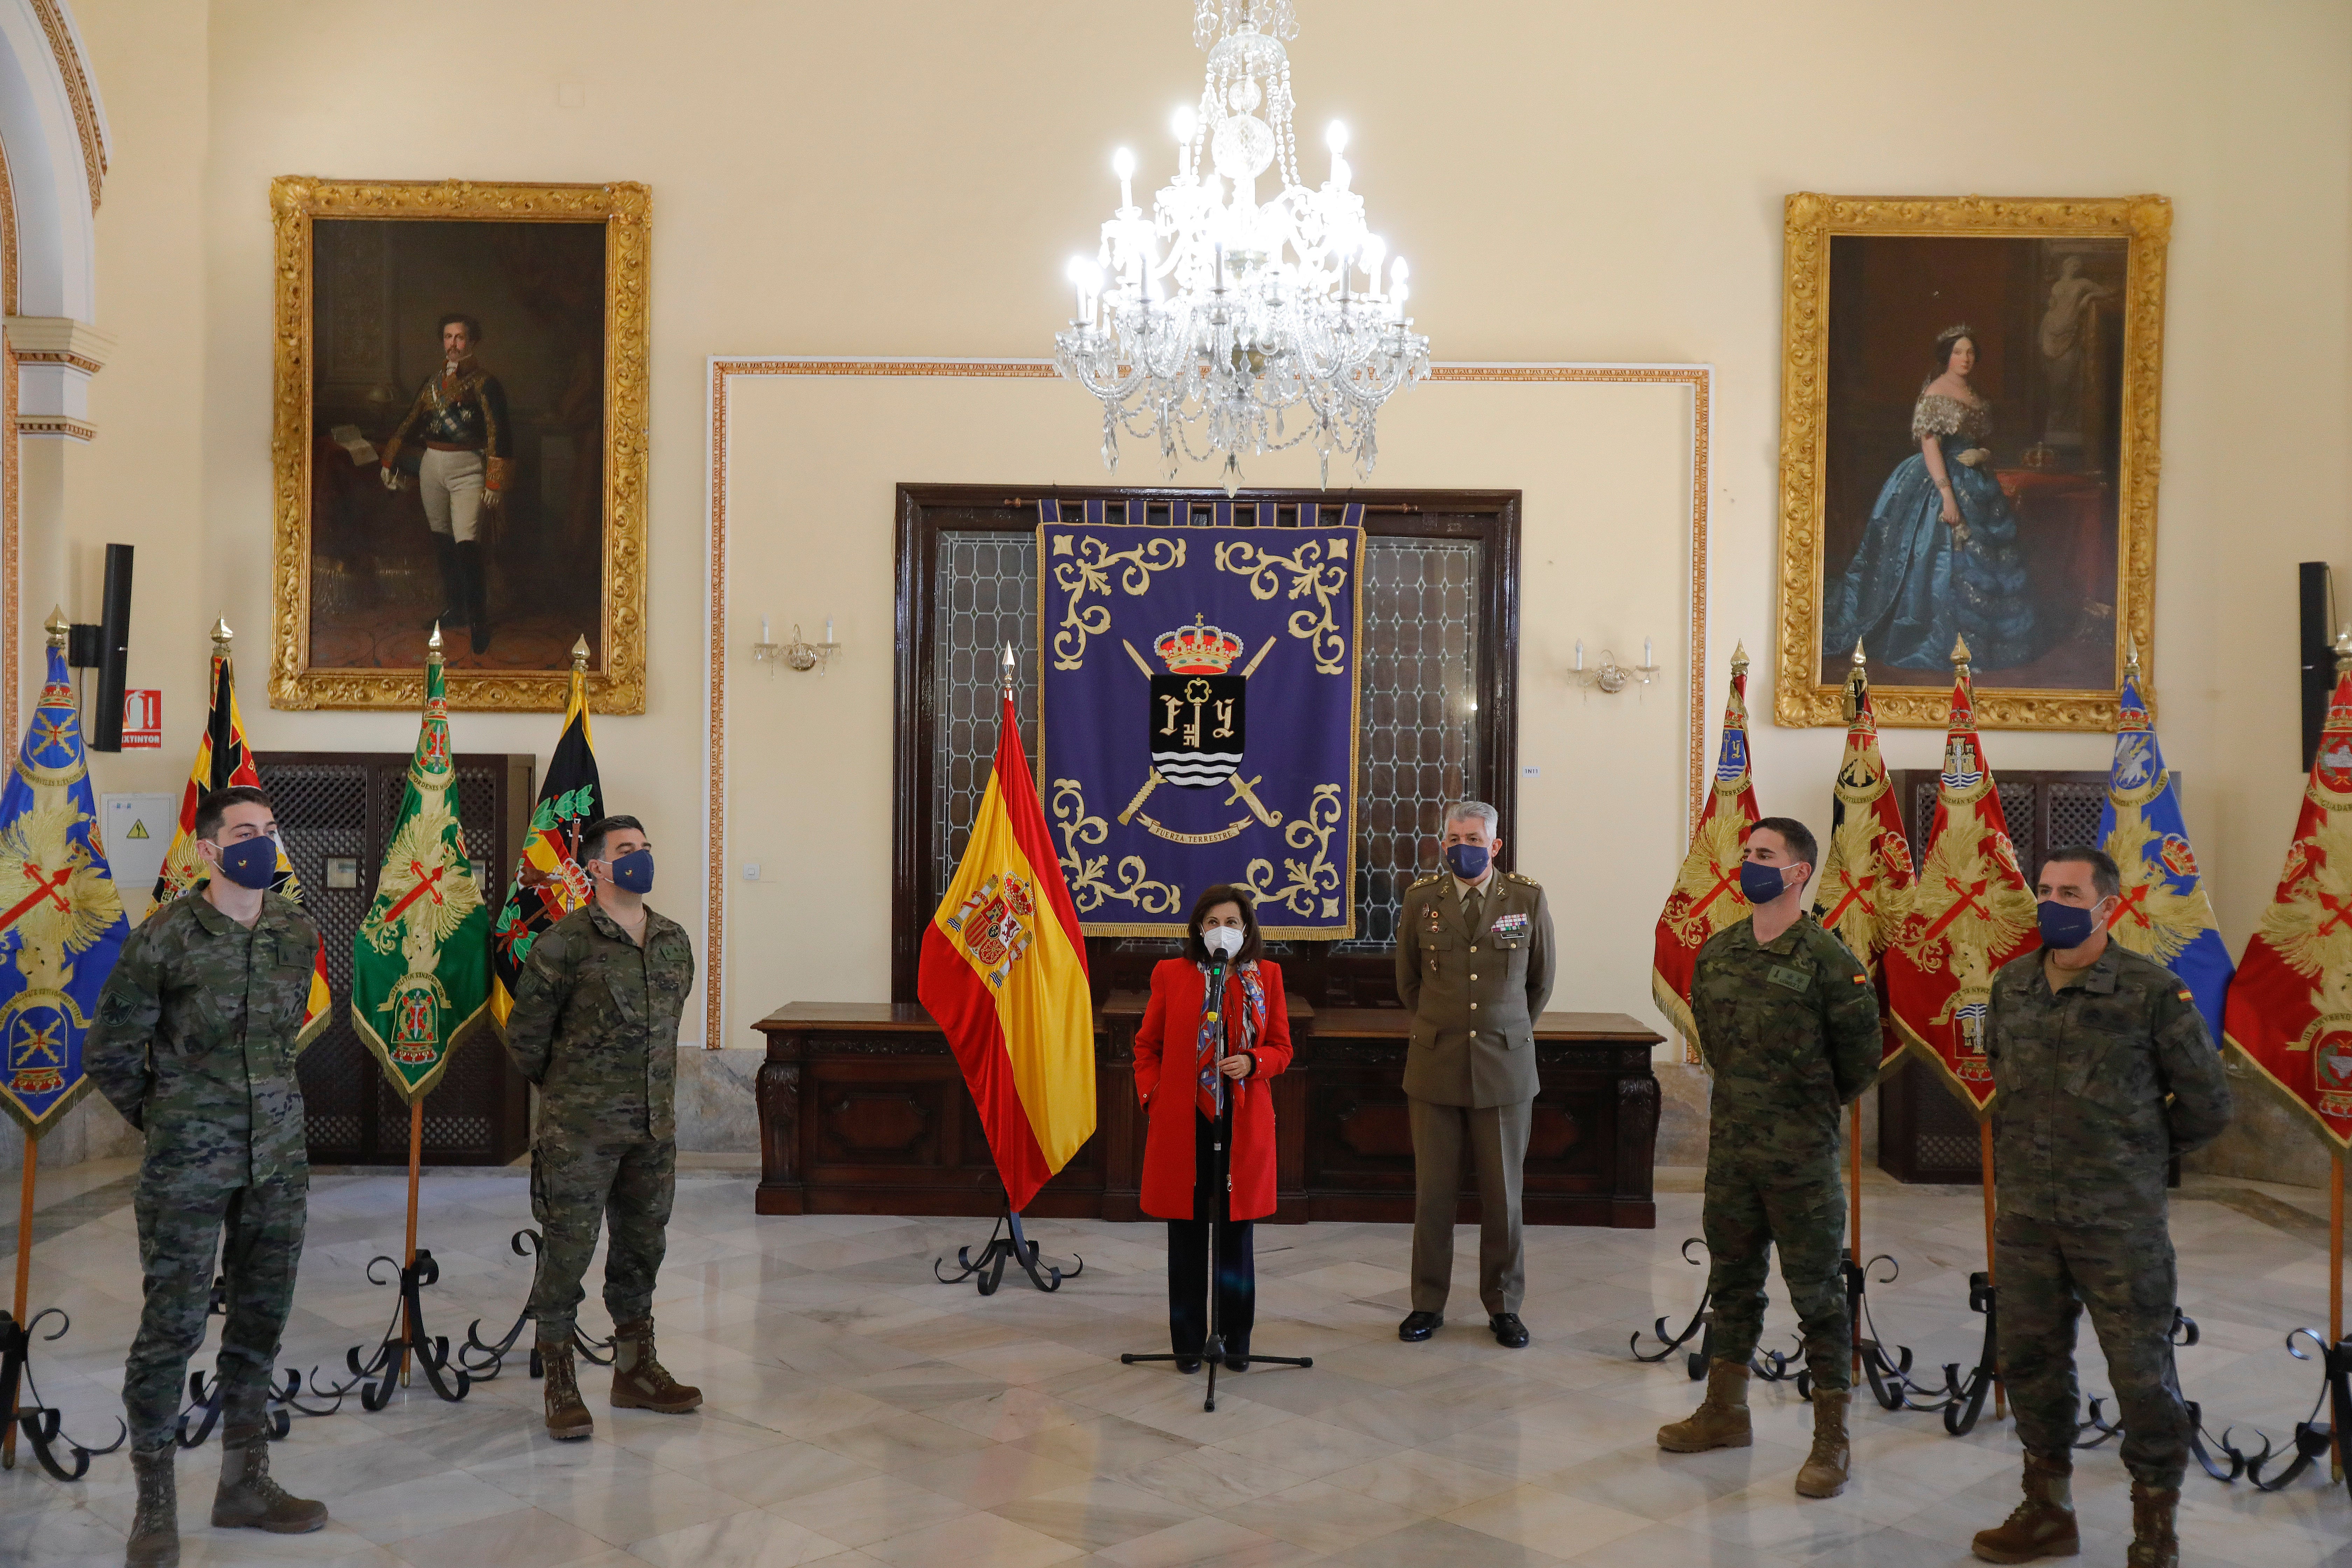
[1194,960,1264,1120]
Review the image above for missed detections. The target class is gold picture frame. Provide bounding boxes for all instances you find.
[1774,192,2170,729]
[268,176,649,712]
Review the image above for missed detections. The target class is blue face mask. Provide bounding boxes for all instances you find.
[1442,842,1490,881]
[608,848,655,895]
[1738,860,1788,905]
[2036,898,2104,951]
[213,835,279,891]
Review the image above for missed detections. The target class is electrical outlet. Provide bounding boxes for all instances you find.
[743,862,761,881]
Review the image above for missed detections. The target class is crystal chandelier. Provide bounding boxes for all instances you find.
[1054,0,1430,492]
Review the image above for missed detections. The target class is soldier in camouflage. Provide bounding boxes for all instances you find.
[1658,817,1880,1501]
[503,814,701,1440]
[1971,846,2231,1568]
[85,786,330,1568]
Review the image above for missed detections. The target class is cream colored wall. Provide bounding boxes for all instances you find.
[43,0,2352,1052]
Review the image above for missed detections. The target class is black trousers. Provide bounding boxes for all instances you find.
[1166,1110,1255,1357]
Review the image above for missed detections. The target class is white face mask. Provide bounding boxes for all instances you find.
[1202,925,1244,960]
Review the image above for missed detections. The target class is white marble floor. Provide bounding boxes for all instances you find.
[0,1166,2346,1567]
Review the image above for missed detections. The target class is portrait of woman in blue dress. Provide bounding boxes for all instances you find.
[1825,325,2042,671]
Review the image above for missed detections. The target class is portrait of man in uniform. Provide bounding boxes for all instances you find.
[270,178,650,713]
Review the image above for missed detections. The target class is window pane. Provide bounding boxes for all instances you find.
[930,533,1039,911]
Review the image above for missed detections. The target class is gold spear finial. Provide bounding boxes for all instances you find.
[2336,624,2352,676]
[2125,639,2141,681]
[570,635,590,671]
[1842,638,1869,721]
[44,607,68,648]
[1951,634,1973,678]
[212,616,233,653]
[428,622,445,657]
[1730,640,1749,676]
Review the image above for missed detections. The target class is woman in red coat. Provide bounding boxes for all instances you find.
[1133,884,1291,1372]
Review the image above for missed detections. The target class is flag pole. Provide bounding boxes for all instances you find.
[2333,1147,2344,1481]
[4,1139,34,1467]
[1981,1118,2002,1421]
[400,1101,423,1386]
[1849,1100,1863,1378]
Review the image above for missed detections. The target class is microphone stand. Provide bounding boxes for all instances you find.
[1122,953,1311,1412]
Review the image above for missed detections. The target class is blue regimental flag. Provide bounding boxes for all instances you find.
[1037,501,1364,938]
[2098,658,2232,1038]
[0,635,132,1136]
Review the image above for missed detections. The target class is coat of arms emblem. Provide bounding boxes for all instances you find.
[1147,619,1247,789]
[946,871,1036,988]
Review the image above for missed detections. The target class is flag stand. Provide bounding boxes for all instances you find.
[1119,980,1310,1411]
[2214,1148,2352,1498]
[0,1141,125,1479]
[330,1102,471,1408]
[934,1203,1084,1296]
[459,1228,615,1379]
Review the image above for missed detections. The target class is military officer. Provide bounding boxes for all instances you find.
[1971,847,2231,1568]
[1657,817,1880,1500]
[503,813,702,1440]
[1393,800,1556,1348]
[379,312,511,653]
[86,785,330,1567]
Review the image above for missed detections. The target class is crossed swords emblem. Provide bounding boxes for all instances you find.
[1115,635,1282,831]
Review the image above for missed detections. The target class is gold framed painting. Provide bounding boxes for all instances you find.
[268,177,649,712]
[1774,192,2170,729]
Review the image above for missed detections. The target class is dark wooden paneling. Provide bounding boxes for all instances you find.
[752,1002,1660,1227]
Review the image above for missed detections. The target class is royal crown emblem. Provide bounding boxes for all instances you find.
[946,871,1036,989]
[1154,616,1245,676]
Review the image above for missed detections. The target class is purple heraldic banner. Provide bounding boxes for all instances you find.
[1037,504,1365,939]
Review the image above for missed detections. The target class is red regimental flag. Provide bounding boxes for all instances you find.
[1653,648,1761,1052]
[2224,663,2352,1148]
[1812,666,1916,1066]
[1882,641,2038,1113]
[917,694,1096,1211]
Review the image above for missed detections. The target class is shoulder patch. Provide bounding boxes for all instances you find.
[1504,871,1539,887]
[1853,973,1870,985]
[1408,872,1443,890]
[2176,988,2193,1002]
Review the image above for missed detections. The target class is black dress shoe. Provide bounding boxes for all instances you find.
[1224,1346,1250,1371]
[1398,1310,1444,1342]
[1489,1312,1530,1349]
[1175,1355,1203,1374]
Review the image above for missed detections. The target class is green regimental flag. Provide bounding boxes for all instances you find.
[351,639,491,1103]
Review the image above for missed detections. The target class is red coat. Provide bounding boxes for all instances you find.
[1133,958,1291,1221]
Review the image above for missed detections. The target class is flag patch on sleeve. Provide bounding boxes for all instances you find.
[2176,989,2193,1001]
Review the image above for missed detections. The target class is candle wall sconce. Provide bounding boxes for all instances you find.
[752,616,840,674]
[1570,638,1660,694]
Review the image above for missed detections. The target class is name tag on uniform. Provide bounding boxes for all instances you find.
[1490,912,1529,939]
[1768,965,1812,992]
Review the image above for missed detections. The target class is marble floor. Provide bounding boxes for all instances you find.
[0,1165,2346,1567]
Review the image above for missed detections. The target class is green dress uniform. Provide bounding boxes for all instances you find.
[1393,869,1556,1315]
[84,890,322,1454]
[1986,941,2232,1491]
[503,899,696,1340]
[1687,912,1881,1389]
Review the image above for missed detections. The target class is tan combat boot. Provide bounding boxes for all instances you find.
[1794,1387,1851,1497]
[2125,1480,2179,1568]
[125,1444,179,1568]
[1657,1358,1752,1452]
[1971,1450,2080,1563]
[211,1415,328,1534]
[539,1332,594,1440]
[609,1316,702,1413]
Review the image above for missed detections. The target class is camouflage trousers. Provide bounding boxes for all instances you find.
[527,1132,675,1339]
[1702,1160,1850,1391]
[1995,1212,2188,1488]
[124,1173,306,1454]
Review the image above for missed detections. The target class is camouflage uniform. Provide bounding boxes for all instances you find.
[84,890,322,1454]
[503,901,695,1339]
[1986,943,2232,1488]
[1688,912,1880,1390]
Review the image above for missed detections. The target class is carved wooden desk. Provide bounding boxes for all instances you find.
[752,1001,1660,1227]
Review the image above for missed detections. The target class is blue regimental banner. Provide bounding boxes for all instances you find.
[1037,504,1364,938]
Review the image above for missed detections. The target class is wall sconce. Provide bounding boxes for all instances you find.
[1571,637,1659,694]
[752,616,840,674]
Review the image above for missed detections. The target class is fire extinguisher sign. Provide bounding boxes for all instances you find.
[121,689,162,749]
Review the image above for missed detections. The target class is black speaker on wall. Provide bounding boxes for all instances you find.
[89,543,133,752]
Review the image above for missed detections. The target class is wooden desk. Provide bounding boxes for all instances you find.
[751,1001,1661,1227]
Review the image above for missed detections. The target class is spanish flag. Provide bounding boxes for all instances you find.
[918,691,1094,1211]
[154,623,332,1048]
